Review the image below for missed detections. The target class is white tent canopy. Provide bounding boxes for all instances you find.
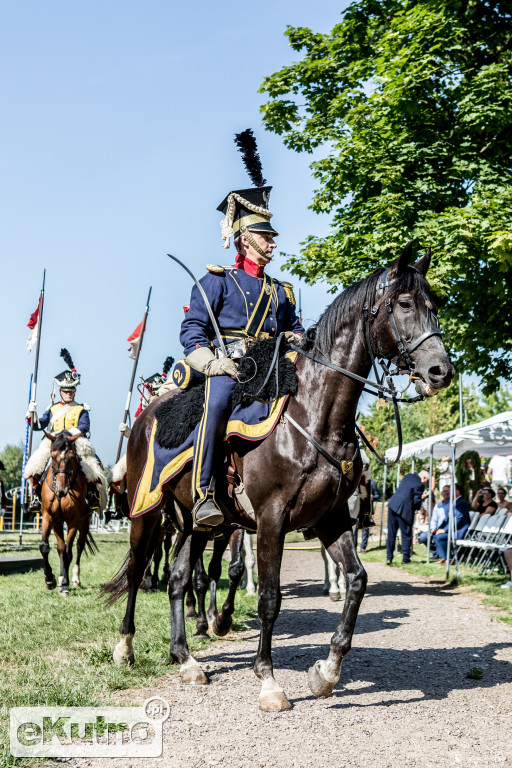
[384,411,512,462]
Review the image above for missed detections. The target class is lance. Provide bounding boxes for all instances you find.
[116,286,152,462]
[21,269,46,545]
[298,288,302,326]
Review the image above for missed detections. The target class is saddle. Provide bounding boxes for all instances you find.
[154,338,298,451]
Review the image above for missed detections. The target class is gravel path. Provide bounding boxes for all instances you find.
[76,550,512,768]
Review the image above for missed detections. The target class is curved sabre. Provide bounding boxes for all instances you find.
[167,253,228,357]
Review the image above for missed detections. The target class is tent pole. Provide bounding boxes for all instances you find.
[446,442,457,581]
[411,457,415,474]
[426,445,434,565]
[379,463,387,547]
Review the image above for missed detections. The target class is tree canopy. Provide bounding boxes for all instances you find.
[261,0,512,392]
[0,443,23,492]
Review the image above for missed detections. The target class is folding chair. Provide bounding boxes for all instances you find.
[456,513,490,566]
[479,515,512,575]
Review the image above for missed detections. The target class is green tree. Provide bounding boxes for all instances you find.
[261,0,512,392]
[0,443,23,491]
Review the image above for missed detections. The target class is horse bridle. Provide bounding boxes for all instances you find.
[364,267,442,381]
[46,445,80,500]
[251,266,444,472]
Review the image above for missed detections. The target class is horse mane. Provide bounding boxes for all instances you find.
[301,266,427,356]
[53,431,73,451]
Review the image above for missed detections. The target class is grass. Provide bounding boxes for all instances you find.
[0,532,257,768]
[466,666,484,680]
[359,535,512,626]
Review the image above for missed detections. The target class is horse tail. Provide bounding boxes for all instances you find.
[84,529,99,556]
[100,549,132,607]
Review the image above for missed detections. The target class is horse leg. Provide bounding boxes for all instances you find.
[192,555,209,638]
[161,531,173,584]
[308,522,367,699]
[322,545,341,601]
[169,530,209,684]
[113,513,160,666]
[40,513,56,590]
[185,580,197,620]
[320,545,330,595]
[54,521,73,597]
[72,512,90,587]
[243,532,256,595]
[206,535,229,628]
[150,531,164,592]
[212,528,245,637]
[254,520,291,712]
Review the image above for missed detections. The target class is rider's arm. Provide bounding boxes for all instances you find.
[180,273,225,357]
[33,408,51,431]
[75,408,90,435]
[279,284,305,337]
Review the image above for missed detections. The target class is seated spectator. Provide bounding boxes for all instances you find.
[414,492,435,544]
[433,484,471,565]
[501,548,512,589]
[417,486,451,553]
[496,487,512,514]
[471,487,498,517]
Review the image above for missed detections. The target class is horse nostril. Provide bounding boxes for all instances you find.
[428,363,454,383]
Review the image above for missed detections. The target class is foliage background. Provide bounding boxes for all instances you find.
[261,0,512,392]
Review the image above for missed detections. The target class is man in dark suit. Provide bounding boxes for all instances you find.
[386,470,429,564]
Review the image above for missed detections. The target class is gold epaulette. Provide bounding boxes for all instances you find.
[279,281,296,306]
[206,264,225,275]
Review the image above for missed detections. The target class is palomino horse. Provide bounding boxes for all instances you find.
[105,244,453,710]
[39,430,97,595]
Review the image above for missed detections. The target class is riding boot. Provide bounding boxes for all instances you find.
[192,478,224,529]
[29,476,42,511]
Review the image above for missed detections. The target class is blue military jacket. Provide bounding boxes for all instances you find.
[180,263,304,356]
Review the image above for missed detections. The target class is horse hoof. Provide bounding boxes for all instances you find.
[186,610,198,621]
[329,591,341,602]
[58,589,70,598]
[71,581,81,588]
[45,578,57,590]
[193,632,209,641]
[113,641,134,667]
[308,661,337,699]
[211,616,232,637]
[259,692,292,712]
[180,665,208,685]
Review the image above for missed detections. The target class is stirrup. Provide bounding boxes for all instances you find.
[29,497,41,512]
[192,496,224,529]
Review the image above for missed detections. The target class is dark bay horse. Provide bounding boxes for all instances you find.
[105,243,453,710]
[40,430,97,595]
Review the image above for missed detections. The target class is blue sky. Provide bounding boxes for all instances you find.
[0,0,352,463]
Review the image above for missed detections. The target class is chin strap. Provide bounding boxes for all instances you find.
[240,227,273,261]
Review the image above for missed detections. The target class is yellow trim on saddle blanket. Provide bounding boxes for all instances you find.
[130,421,193,518]
[130,351,298,518]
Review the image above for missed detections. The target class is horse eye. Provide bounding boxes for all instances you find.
[398,301,411,310]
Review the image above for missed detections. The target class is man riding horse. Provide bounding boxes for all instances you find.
[25,349,107,512]
[180,129,304,528]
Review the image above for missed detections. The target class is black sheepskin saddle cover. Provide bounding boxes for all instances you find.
[154,338,298,450]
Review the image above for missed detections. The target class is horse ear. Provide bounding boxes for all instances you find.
[414,246,431,276]
[388,239,417,277]
[44,431,56,442]
[68,433,82,443]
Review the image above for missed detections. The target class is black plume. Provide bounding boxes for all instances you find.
[162,356,174,375]
[234,129,267,187]
[60,348,75,370]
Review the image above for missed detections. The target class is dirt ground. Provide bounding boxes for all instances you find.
[69,549,512,768]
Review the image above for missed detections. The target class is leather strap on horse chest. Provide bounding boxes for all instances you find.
[244,273,274,339]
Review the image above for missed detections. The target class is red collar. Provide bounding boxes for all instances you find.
[234,253,265,278]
